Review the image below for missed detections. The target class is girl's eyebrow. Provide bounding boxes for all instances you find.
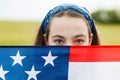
[52,35,65,39]
[74,34,86,38]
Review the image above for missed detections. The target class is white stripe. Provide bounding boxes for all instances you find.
[68,62,120,80]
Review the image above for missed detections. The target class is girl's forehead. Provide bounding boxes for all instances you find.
[49,17,89,35]
[51,17,88,27]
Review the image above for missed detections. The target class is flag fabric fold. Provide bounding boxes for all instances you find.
[0,46,120,80]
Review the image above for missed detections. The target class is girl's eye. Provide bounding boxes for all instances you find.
[54,39,64,45]
[75,39,84,44]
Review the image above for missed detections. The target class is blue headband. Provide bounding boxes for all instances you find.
[41,4,96,34]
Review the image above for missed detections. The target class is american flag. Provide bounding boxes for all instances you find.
[0,46,120,80]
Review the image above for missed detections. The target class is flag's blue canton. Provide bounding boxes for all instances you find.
[0,46,70,80]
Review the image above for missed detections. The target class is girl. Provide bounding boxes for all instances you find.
[35,4,100,46]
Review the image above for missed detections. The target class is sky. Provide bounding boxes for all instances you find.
[0,0,120,21]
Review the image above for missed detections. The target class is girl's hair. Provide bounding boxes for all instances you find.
[35,10,100,45]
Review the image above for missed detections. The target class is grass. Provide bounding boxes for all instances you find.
[0,21,40,45]
[97,24,120,45]
[0,21,120,45]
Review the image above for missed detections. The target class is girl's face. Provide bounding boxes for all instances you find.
[46,16,93,46]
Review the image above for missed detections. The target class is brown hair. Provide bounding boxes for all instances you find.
[35,10,100,45]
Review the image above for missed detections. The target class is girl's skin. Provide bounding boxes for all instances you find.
[45,16,93,46]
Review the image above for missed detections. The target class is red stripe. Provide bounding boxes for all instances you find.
[69,46,120,62]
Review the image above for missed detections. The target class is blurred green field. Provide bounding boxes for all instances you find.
[97,24,120,45]
[0,21,40,45]
[0,21,120,45]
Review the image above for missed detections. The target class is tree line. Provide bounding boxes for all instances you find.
[91,10,120,24]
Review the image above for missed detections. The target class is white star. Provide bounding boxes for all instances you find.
[0,65,9,80]
[10,50,26,66]
[25,66,41,80]
[42,51,58,67]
